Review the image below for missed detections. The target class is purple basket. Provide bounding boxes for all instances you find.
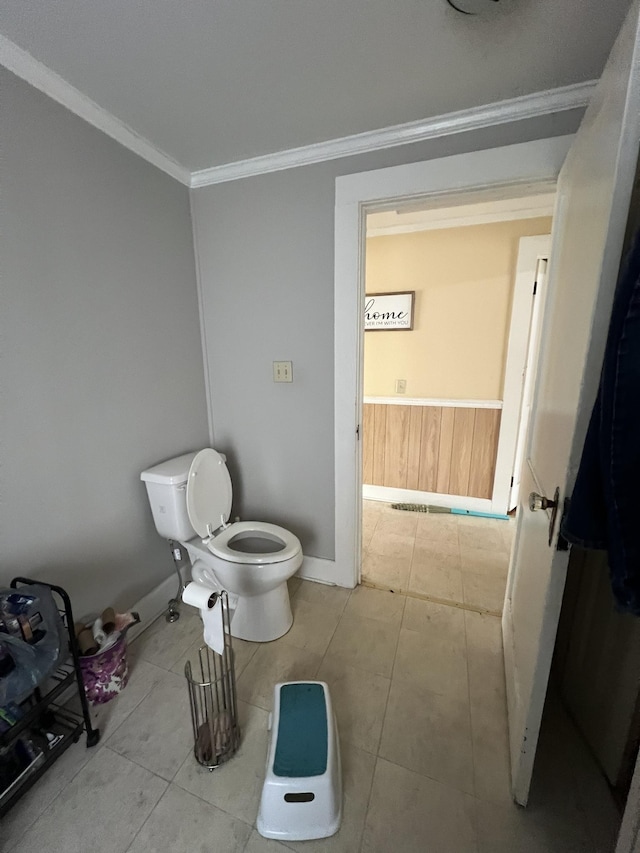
[79,634,129,705]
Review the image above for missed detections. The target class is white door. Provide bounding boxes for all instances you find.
[503,0,640,807]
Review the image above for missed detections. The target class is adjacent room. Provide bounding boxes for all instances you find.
[361,196,553,613]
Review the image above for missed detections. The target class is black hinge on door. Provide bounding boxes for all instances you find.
[510,476,514,487]
[533,280,538,295]
[356,424,360,440]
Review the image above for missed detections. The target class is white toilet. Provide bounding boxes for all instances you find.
[140,449,303,642]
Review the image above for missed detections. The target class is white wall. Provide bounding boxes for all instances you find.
[1,68,210,618]
[191,109,583,561]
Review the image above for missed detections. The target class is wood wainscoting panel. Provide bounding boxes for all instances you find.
[417,406,441,493]
[363,401,502,500]
[468,408,502,498]
[371,403,387,485]
[436,407,455,494]
[384,404,411,488]
[407,406,425,491]
[449,408,476,496]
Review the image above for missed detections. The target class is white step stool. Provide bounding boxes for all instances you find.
[257,681,342,841]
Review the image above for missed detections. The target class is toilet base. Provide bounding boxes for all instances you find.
[230,582,293,643]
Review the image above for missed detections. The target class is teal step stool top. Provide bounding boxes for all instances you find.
[274,683,328,778]
[257,681,342,842]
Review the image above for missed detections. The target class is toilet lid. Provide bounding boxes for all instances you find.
[186,448,233,539]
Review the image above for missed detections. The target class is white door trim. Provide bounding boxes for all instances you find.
[493,234,552,514]
[334,136,573,589]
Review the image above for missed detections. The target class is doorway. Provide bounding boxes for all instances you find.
[359,195,553,614]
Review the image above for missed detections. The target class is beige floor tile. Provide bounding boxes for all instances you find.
[415,513,460,547]
[375,511,419,537]
[475,798,593,853]
[343,584,405,625]
[236,641,323,710]
[465,611,511,804]
[287,742,376,853]
[127,784,252,853]
[361,551,411,590]
[280,596,342,656]
[16,747,167,853]
[460,546,510,578]
[244,830,297,852]
[501,521,516,553]
[367,530,415,561]
[464,611,505,713]
[408,561,464,603]
[293,579,351,611]
[458,519,507,552]
[317,655,391,754]
[403,595,466,636]
[130,609,203,671]
[362,525,376,551]
[394,625,468,700]
[174,700,268,825]
[288,575,302,598]
[361,758,477,853]
[0,734,97,853]
[106,669,193,780]
[379,678,474,793]
[363,499,386,517]
[326,613,400,678]
[462,570,506,613]
[412,538,461,567]
[472,715,512,807]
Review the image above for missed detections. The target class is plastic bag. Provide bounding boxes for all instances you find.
[0,585,67,706]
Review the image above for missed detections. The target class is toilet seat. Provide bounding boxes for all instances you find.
[208,521,301,565]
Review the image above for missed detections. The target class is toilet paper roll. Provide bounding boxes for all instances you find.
[202,597,225,656]
[182,582,225,656]
[182,581,219,611]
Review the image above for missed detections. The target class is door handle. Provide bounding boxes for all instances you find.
[528,487,561,546]
[528,492,557,512]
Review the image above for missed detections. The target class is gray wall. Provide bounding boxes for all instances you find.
[191,110,583,562]
[1,69,209,618]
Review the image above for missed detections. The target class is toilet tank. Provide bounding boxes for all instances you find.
[140,452,198,541]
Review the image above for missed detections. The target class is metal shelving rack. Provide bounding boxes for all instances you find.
[0,577,100,817]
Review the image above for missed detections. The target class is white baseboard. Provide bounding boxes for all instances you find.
[363,484,491,512]
[128,569,184,640]
[297,554,355,590]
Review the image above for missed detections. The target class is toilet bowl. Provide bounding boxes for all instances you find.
[141,449,303,642]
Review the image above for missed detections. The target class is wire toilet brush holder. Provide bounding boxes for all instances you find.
[184,591,240,770]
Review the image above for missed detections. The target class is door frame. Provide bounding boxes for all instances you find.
[502,234,552,511]
[333,135,573,588]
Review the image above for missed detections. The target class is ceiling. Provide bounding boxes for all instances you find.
[0,0,632,175]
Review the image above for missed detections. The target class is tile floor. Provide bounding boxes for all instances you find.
[3,575,620,853]
[362,500,514,614]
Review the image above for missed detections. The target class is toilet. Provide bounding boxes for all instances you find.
[140,449,303,642]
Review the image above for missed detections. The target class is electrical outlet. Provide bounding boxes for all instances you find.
[273,361,293,382]
[396,379,407,394]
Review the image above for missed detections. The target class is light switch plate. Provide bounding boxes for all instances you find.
[273,361,293,382]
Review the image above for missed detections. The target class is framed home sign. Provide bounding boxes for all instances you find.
[364,291,414,331]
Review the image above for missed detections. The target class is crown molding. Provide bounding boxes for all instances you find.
[190,80,595,188]
[0,34,191,186]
